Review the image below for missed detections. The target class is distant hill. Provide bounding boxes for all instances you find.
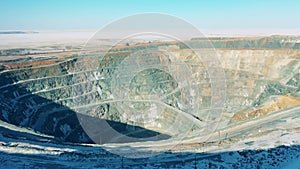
[0,31,38,34]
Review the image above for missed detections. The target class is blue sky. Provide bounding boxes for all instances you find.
[0,0,299,30]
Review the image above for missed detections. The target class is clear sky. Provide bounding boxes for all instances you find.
[0,0,299,30]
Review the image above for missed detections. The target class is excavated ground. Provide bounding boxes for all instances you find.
[0,36,299,145]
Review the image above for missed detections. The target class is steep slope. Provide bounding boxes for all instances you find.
[0,36,299,144]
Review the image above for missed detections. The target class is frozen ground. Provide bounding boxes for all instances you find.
[0,105,300,168]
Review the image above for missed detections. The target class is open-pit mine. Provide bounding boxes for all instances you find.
[0,34,300,168]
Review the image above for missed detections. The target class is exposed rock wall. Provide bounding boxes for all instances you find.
[0,36,299,143]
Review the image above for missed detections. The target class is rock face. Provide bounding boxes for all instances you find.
[230,94,300,123]
[0,36,299,144]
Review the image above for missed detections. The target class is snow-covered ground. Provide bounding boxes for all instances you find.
[1,115,300,168]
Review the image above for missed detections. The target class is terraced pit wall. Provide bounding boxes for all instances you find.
[0,36,299,143]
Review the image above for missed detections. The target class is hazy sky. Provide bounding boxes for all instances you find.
[0,0,299,30]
